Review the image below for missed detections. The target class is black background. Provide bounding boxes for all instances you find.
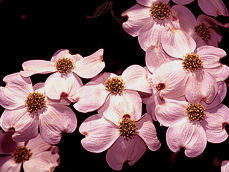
[0,0,229,171]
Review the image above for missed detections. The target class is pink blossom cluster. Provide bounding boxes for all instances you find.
[0,0,229,171]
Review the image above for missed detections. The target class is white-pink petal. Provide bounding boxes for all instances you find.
[198,0,229,17]
[1,108,39,142]
[202,104,229,143]
[161,28,196,58]
[137,113,161,151]
[121,4,151,37]
[122,65,152,93]
[106,136,147,171]
[137,0,170,7]
[222,161,229,172]
[39,104,77,144]
[0,156,21,172]
[44,72,83,101]
[102,90,142,125]
[79,114,119,153]
[20,60,56,77]
[166,118,207,157]
[73,84,108,113]
[72,49,105,79]
[155,98,187,127]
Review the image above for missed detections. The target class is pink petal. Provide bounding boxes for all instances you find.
[198,0,229,17]
[137,0,170,7]
[1,108,39,142]
[138,22,164,51]
[79,114,119,153]
[155,98,188,127]
[73,84,109,113]
[172,0,194,5]
[202,104,229,143]
[20,60,56,77]
[161,28,196,58]
[72,49,105,79]
[197,45,226,68]
[26,134,53,155]
[206,65,229,82]
[50,49,73,62]
[106,136,147,171]
[102,90,142,125]
[145,45,173,73]
[201,81,227,109]
[152,60,187,99]
[39,104,77,144]
[207,28,222,47]
[221,161,229,172]
[185,70,217,104]
[0,131,17,154]
[0,73,33,110]
[0,156,21,172]
[137,113,161,151]
[23,151,60,172]
[170,5,196,34]
[121,4,151,37]
[166,118,207,157]
[121,65,152,93]
[44,72,83,101]
[145,95,157,121]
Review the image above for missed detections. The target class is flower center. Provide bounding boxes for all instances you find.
[186,103,206,121]
[150,2,171,20]
[55,58,74,74]
[156,83,165,91]
[25,92,46,112]
[13,146,32,163]
[118,114,137,140]
[194,23,211,41]
[104,77,124,95]
[182,53,203,71]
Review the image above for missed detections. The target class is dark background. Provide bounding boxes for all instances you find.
[0,0,229,171]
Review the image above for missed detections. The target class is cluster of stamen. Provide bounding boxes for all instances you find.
[194,23,211,41]
[118,114,137,140]
[156,83,165,91]
[13,146,32,163]
[104,77,125,95]
[55,58,74,74]
[182,53,203,71]
[25,92,46,112]
[186,103,206,121]
[150,2,171,20]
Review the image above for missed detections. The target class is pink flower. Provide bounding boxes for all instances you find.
[0,73,77,144]
[155,81,229,157]
[0,131,60,172]
[153,44,229,103]
[222,161,229,172]
[121,0,195,52]
[172,0,229,17]
[73,65,152,113]
[79,99,161,170]
[20,49,105,101]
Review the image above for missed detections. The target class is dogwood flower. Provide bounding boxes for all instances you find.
[0,73,77,144]
[153,44,229,103]
[0,132,60,172]
[155,81,229,157]
[122,0,195,52]
[172,0,229,17]
[20,48,105,101]
[79,98,161,170]
[73,65,151,113]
